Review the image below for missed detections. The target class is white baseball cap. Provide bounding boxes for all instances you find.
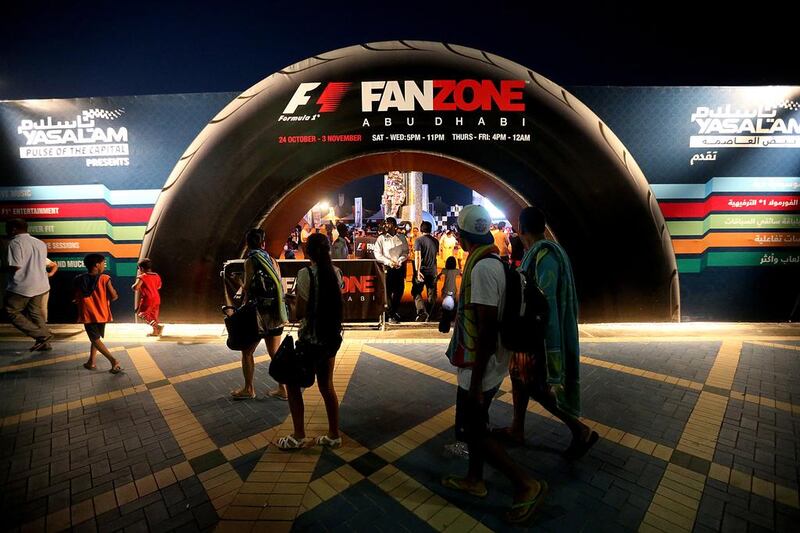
[456,205,494,245]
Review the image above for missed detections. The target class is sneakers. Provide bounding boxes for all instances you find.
[316,435,342,448]
[443,441,470,459]
[415,312,429,322]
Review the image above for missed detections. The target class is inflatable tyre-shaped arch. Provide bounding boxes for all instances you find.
[141,41,679,323]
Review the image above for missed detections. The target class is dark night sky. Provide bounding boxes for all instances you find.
[2,1,795,206]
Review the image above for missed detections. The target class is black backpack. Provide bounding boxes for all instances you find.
[248,255,280,312]
[489,256,549,353]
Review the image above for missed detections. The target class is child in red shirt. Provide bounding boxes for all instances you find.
[74,254,122,373]
[132,258,163,336]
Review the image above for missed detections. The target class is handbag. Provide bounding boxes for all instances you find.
[223,302,261,351]
[269,328,316,388]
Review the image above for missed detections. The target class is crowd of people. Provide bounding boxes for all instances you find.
[2,202,591,525]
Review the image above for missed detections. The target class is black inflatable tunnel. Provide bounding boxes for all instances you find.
[140,41,679,323]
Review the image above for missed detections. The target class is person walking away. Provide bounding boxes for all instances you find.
[331,222,350,259]
[74,254,122,373]
[437,256,462,310]
[492,221,512,264]
[412,221,439,322]
[440,229,457,262]
[231,228,288,401]
[510,227,524,268]
[373,217,409,323]
[132,258,163,336]
[3,218,58,351]
[277,233,344,449]
[494,206,597,459]
[441,205,546,524]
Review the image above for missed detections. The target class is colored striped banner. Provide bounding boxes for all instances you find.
[651,177,800,199]
[51,256,139,277]
[0,202,153,223]
[667,214,800,236]
[672,232,800,254]
[0,185,160,205]
[43,238,141,258]
[677,251,800,273]
[27,221,146,241]
[658,195,799,218]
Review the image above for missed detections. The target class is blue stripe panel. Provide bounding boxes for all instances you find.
[0,185,160,205]
[651,177,800,199]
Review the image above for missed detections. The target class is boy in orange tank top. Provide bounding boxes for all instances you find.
[74,254,122,373]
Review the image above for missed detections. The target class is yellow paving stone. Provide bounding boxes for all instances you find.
[279,471,313,483]
[605,428,625,443]
[309,478,338,501]
[708,463,730,484]
[379,471,409,493]
[93,490,117,516]
[115,482,138,507]
[656,485,699,511]
[662,471,705,494]
[322,470,350,492]
[254,461,286,472]
[220,443,241,461]
[238,482,277,495]
[776,484,800,508]
[134,474,158,497]
[215,520,255,533]
[301,489,323,511]
[224,505,262,520]
[171,461,194,481]
[232,493,268,507]
[204,470,241,490]
[659,477,703,502]
[389,478,421,501]
[648,502,694,530]
[652,493,697,516]
[729,469,752,492]
[374,445,403,463]
[234,438,258,455]
[619,433,641,449]
[267,493,304,507]
[751,477,775,500]
[211,491,238,512]
[276,483,308,495]
[248,471,282,483]
[259,506,299,521]
[635,438,657,455]
[443,512,478,533]
[428,506,463,531]
[400,485,433,511]
[70,499,94,526]
[154,468,177,489]
[652,444,673,462]
[336,464,365,485]
[414,494,449,522]
[284,461,316,473]
[368,465,399,485]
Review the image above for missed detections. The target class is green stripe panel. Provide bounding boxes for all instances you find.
[27,221,146,240]
[677,250,800,273]
[51,256,138,277]
[668,214,800,236]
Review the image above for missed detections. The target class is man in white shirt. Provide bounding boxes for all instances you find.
[3,219,58,351]
[440,229,457,261]
[372,217,409,323]
[441,206,545,524]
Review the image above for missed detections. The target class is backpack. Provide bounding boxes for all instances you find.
[248,254,280,312]
[297,266,343,360]
[489,256,549,353]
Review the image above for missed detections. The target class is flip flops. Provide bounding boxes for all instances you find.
[267,389,288,401]
[230,389,256,400]
[505,480,548,524]
[441,475,488,497]
[82,363,96,370]
[109,365,124,374]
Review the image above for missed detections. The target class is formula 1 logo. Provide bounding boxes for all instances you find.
[282,82,352,114]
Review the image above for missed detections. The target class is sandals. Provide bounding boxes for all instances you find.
[316,435,342,448]
[441,475,488,497]
[267,389,288,401]
[276,435,312,450]
[563,430,599,460]
[506,480,548,524]
[491,427,524,447]
[109,365,124,374]
[230,389,256,400]
[83,363,97,371]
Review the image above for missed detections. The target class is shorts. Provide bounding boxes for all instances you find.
[264,327,284,338]
[454,385,499,442]
[509,351,547,395]
[84,323,106,341]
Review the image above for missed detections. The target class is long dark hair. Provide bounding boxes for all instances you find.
[305,233,343,335]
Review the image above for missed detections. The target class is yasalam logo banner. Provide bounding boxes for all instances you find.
[0,87,798,321]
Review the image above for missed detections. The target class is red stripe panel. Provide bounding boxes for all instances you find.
[658,195,800,219]
[0,202,153,224]
[316,82,351,113]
